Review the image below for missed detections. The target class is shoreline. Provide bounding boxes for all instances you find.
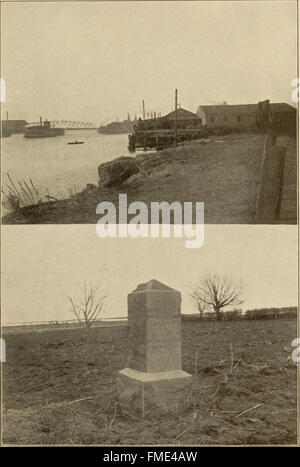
[2,133,297,225]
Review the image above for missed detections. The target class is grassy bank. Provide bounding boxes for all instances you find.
[0,134,269,224]
[2,133,296,224]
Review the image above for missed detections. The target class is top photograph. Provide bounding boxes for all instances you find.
[1,1,298,225]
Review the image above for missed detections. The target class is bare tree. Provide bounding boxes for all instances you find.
[68,281,107,328]
[191,273,244,321]
[190,290,207,319]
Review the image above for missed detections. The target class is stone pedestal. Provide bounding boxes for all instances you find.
[118,368,192,418]
[117,279,192,418]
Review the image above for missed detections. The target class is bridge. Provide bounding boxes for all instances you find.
[26,120,97,130]
[51,121,97,129]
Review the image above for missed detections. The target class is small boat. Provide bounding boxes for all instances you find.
[68,140,84,145]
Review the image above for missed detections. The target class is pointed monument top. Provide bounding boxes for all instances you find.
[133,279,177,293]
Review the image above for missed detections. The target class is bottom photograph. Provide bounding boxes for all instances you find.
[1,225,298,446]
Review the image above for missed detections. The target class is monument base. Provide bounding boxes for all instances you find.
[117,367,192,419]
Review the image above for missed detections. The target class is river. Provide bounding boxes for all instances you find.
[2,130,131,205]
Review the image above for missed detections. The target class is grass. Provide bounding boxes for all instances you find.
[2,173,51,213]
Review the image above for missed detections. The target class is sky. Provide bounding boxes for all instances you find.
[2,225,298,324]
[1,1,297,124]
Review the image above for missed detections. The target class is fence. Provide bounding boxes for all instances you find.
[2,316,127,332]
[182,307,297,322]
[243,307,297,320]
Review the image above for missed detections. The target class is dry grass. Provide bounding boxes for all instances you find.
[2,173,54,213]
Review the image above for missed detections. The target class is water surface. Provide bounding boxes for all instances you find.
[2,131,130,203]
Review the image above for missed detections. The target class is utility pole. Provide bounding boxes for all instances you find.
[174,89,178,148]
[142,99,146,151]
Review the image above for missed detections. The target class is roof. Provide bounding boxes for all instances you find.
[197,103,296,114]
[164,108,199,120]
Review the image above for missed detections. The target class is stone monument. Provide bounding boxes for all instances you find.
[117,279,192,418]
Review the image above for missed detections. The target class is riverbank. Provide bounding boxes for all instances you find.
[2,133,297,224]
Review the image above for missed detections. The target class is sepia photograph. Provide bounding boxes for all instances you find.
[1,225,298,445]
[0,0,299,451]
[0,0,297,225]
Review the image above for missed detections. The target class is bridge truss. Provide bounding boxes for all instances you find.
[26,121,97,129]
[51,121,97,129]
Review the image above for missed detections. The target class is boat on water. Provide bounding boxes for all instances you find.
[24,118,65,138]
[67,140,84,145]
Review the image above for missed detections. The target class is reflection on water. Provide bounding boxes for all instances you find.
[2,130,131,202]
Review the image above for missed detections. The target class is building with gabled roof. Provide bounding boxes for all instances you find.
[139,107,202,131]
[164,108,199,121]
[164,107,202,129]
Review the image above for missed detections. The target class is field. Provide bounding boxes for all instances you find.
[2,319,297,445]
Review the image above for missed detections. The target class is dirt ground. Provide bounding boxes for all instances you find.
[2,318,297,445]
